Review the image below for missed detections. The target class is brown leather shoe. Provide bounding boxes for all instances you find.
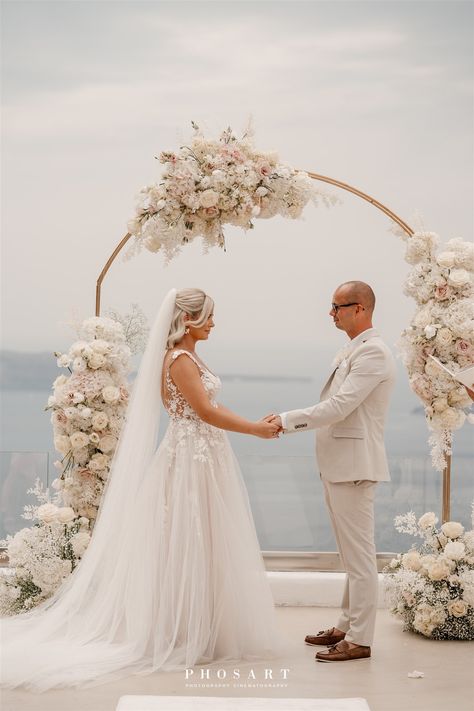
[305,627,346,646]
[315,640,371,662]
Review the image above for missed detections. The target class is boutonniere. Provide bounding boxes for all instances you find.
[331,345,352,370]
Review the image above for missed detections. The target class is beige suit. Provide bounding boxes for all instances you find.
[280,328,396,646]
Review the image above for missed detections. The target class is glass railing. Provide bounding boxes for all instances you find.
[239,454,473,555]
[1,451,471,558]
[0,451,50,539]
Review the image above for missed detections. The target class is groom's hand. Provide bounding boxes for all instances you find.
[264,414,283,431]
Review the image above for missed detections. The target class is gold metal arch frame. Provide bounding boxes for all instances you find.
[94,172,453,522]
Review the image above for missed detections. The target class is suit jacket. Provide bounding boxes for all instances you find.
[283,329,396,482]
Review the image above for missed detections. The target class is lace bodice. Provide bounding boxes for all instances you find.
[163,349,222,421]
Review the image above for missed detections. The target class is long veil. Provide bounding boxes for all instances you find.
[0,288,178,691]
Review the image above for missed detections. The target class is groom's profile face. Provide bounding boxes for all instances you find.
[329,287,358,333]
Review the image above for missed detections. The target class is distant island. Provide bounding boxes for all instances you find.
[0,351,313,390]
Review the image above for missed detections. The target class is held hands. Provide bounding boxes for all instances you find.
[253,414,282,439]
[265,414,283,430]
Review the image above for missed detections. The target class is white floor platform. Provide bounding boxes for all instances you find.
[2,607,473,711]
[116,696,370,710]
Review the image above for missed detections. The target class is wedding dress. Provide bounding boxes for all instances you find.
[0,291,280,691]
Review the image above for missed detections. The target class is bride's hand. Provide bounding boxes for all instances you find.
[253,418,281,439]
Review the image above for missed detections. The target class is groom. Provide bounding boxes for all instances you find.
[268,281,396,662]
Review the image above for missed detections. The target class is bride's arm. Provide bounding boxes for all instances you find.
[169,356,279,439]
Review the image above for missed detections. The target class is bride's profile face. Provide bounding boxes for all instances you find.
[188,311,215,341]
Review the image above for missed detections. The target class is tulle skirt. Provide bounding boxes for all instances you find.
[0,419,281,691]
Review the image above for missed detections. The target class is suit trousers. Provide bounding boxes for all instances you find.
[322,478,379,647]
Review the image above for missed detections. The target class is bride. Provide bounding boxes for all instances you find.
[0,288,282,691]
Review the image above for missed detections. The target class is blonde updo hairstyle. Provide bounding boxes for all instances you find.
[167,288,214,349]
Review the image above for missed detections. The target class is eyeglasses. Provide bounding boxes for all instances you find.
[331,302,360,313]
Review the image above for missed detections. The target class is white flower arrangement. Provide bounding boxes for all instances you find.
[126,122,336,262]
[0,309,148,614]
[398,231,474,469]
[0,480,91,615]
[384,509,474,641]
[48,316,133,522]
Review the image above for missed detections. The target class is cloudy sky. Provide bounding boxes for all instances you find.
[2,0,473,373]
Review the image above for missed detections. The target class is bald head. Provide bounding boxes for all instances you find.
[337,281,376,313]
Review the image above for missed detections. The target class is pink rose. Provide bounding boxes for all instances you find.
[52,410,67,426]
[259,165,271,176]
[77,468,94,481]
[119,385,129,401]
[231,150,244,162]
[455,339,473,357]
[202,206,219,218]
[434,283,452,301]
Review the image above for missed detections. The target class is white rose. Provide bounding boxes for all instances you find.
[80,407,92,419]
[444,541,466,561]
[424,325,438,339]
[427,559,451,581]
[70,531,91,558]
[432,396,448,413]
[414,618,434,636]
[37,503,59,523]
[402,550,423,571]
[447,599,467,617]
[91,412,109,430]
[441,521,464,539]
[72,357,87,373]
[102,386,120,404]
[91,339,111,354]
[72,392,85,404]
[57,354,71,368]
[420,554,436,573]
[435,327,453,348]
[70,431,90,449]
[418,512,438,529]
[199,189,219,208]
[89,353,106,370]
[89,432,100,445]
[47,395,56,407]
[436,251,456,269]
[448,387,472,407]
[98,435,117,453]
[448,268,470,287]
[430,607,447,625]
[54,435,71,454]
[57,507,76,524]
[64,407,77,419]
[439,407,466,430]
[89,453,110,471]
[53,375,68,388]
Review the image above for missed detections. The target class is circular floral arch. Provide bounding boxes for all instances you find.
[92,126,473,522]
[1,126,472,619]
